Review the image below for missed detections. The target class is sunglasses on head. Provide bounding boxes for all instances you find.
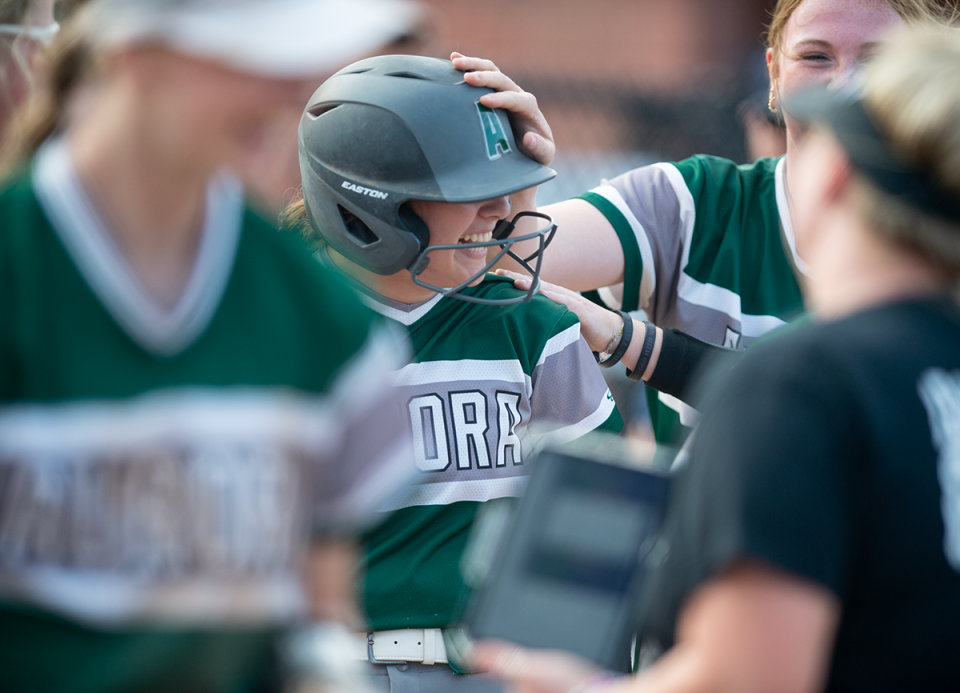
[0,21,60,46]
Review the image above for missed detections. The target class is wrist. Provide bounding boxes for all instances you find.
[569,671,623,693]
[595,314,624,361]
[594,310,632,368]
[625,322,660,382]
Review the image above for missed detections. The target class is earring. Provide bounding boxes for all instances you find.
[768,87,780,114]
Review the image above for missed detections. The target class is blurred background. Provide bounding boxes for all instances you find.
[410,0,785,204]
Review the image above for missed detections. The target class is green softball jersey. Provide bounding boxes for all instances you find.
[579,155,806,443]
[0,140,411,693]
[317,254,622,636]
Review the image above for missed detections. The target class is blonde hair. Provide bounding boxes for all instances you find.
[766,0,949,78]
[852,23,960,279]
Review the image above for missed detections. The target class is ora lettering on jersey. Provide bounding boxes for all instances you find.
[408,389,523,472]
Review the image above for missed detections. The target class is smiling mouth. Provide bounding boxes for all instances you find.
[459,231,493,245]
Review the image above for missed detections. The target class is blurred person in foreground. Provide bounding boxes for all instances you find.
[0,0,56,144]
[239,4,429,217]
[0,0,423,691]
[456,0,953,445]
[471,23,960,693]
[286,54,622,693]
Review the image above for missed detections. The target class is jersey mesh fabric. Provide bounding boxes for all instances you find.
[578,155,805,443]
[352,275,622,635]
[0,168,409,692]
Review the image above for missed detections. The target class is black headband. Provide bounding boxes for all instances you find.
[785,87,960,224]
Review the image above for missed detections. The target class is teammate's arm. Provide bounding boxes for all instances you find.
[530,198,625,291]
[498,273,740,407]
[471,560,840,693]
[305,540,363,626]
[453,53,626,291]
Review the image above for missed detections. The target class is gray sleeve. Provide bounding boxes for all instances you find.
[528,321,619,445]
[311,321,414,536]
[590,164,688,325]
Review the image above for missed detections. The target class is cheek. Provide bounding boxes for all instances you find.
[778,61,827,99]
[0,64,30,108]
[187,85,284,165]
[423,208,479,246]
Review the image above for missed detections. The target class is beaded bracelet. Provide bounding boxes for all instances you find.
[594,318,623,364]
[594,310,633,369]
[626,320,657,382]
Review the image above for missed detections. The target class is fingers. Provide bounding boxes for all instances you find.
[493,270,621,351]
[534,288,579,315]
[497,270,563,297]
[472,641,603,693]
[523,131,555,164]
[541,289,575,308]
[496,272,588,312]
[496,268,534,289]
[450,53,556,167]
[471,640,526,673]
[479,91,555,165]
[451,52,500,74]
[466,68,522,94]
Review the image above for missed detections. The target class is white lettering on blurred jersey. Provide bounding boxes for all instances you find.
[919,368,960,572]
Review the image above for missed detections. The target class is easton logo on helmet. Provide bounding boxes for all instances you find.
[476,102,512,160]
[341,180,389,200]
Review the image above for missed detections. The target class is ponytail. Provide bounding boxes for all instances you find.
[280,190,329,251]
[855,24,960,283]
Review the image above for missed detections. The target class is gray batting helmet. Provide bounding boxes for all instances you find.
[297,54,557,304]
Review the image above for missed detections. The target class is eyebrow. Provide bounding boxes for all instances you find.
[793,39,832,50]
[792,39,885,54]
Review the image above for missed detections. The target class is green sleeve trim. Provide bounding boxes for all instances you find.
[577,191,642,313]
[644,387,691,446]
[598,405,625,435]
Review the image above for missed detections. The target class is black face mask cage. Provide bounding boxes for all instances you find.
[408,211,557,305]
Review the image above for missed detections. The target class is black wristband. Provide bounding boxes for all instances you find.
[645,328,741,406]
[597,310,633,369]
[625,321,657,381]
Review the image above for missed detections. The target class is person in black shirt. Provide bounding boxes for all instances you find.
[469,21,960,693]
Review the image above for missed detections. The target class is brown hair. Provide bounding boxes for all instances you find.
[279,191,330,250]
[0,1,92,178]
[852,23,960,279]
[1,0,39,145]
[766,0,950,78]
[0,0,31,24]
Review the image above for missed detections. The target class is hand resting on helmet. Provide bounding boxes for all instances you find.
[451,52,556,167]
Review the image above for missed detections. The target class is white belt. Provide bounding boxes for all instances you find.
[350,629,449,665]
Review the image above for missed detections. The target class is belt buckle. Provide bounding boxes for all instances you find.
[366,632,409,665]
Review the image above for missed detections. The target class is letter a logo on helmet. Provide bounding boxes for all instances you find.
[476,102,512,160]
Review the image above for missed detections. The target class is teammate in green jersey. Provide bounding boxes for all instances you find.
[454,0,951,444]
[0,1,422,691]
[286,54,623,693]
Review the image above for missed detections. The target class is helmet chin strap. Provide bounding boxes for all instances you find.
[492,217,514,241]
[492,212,557,263]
